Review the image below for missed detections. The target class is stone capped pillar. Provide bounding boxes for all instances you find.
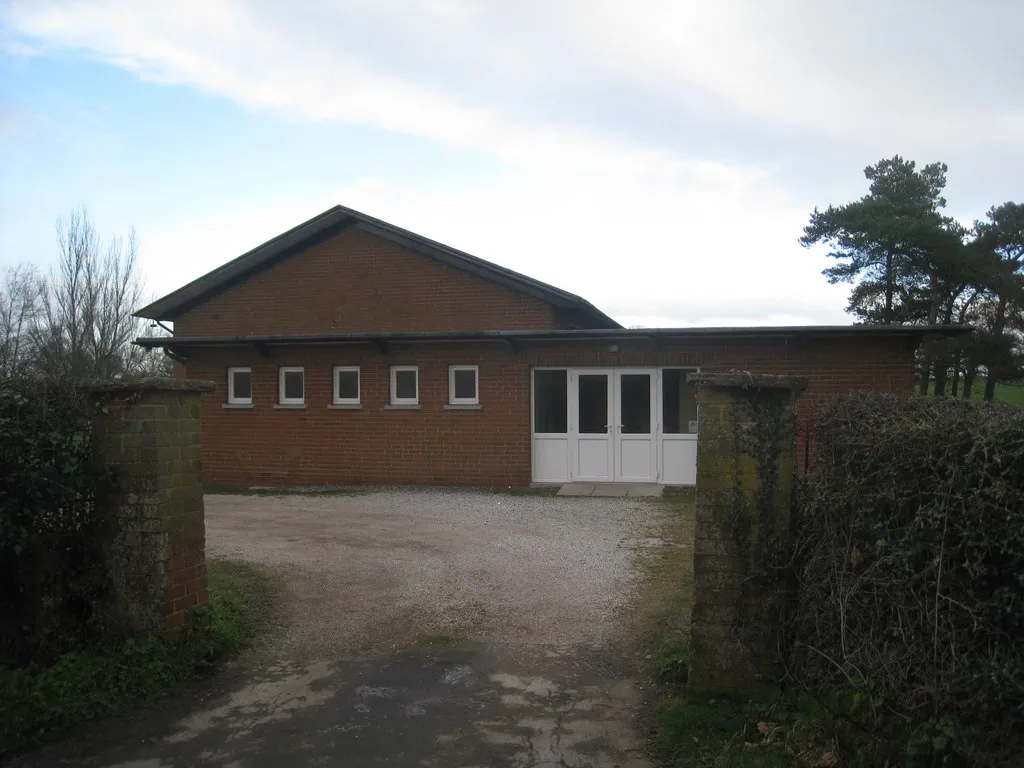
[85,378,214,635]
[687,372,806,693]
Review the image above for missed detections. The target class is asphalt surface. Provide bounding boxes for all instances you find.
[14,488,669,768]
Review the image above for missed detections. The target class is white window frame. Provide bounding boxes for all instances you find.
[448,365,480,405]
[227,367,252,405]
[390,365,419,405]
[278,366,305,405]
[332,366,361,405]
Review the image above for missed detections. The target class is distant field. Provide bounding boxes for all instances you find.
[927,378,1024,408]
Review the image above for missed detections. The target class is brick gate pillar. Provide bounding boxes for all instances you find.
[85,378,215,635]
[686,372,807,694]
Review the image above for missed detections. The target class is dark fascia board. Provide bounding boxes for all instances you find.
[134,324,972,349]
[135,205,621,329]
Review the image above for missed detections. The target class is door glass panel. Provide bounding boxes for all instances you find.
[662,369,698,433]
[534,370,567,433]
[578,374,609,434]
[620,374,651,434]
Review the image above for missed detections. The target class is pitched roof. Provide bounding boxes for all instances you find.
[135,205,621,328]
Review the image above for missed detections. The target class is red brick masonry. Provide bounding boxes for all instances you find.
[152,216,918,487]
[183,334,914,487]
[173,228,562,337]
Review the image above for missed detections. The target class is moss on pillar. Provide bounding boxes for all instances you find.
[686,372,806,695]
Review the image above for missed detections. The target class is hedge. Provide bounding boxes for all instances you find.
[0,377,114,666]
[789,394,1024,766]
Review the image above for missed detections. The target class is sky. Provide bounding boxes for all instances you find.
[1,1,1022,329]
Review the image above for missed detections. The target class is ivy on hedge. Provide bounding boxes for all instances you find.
[789,394,1024,766]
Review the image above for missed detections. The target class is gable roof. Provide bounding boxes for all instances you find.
[135,205,621,328]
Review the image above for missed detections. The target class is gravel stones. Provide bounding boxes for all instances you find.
[205,487,666,657]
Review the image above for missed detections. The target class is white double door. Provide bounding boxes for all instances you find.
[571,368,657,483]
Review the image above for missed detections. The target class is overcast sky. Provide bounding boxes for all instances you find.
[2,1,1022,327]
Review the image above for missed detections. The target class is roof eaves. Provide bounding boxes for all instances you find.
[134,324,970,349]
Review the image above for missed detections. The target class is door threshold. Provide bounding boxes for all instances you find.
[556,483,663,498]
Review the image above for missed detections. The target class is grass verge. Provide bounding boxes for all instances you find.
[630,489,695,665]
[641,493,882,767]
[0,558,272,756]
[640,492,836,767]
[653,692,846,768]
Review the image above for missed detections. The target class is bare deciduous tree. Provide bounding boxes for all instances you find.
[0,263,42,377]
[2,206,171,381]
[31,206,154,379]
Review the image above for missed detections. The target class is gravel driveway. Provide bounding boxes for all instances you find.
[23,489,671,768]
[207,488,657,655]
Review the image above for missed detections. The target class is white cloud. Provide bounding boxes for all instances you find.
[4,0,1018,326]
[10,0,1020,152]
[576,0,1024,149]
[140,167,850,328]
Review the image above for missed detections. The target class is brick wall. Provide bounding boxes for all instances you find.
[88,379,213,634]
[183,334,915,487]
[174,228,559,336]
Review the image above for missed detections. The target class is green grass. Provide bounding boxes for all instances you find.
[977,379,1024,407]
[926,377,1024,407]
[0,559,271,755]
[653,693,846,768]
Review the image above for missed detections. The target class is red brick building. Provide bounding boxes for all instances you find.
[136,205,950,487]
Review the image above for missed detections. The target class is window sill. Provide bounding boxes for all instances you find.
[385,404,422,410]
[223,403,254,409]
[273,404,307,410]
[444,404,482,410]
[328,404,363,410]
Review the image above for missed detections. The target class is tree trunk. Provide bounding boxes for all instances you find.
[935,362,948,396]
[885,251,894,324]
[984,297,1009,402]
[933,300,955,397]
[918,358,931,396]
[984,375,997,402]
[963,364,977,400]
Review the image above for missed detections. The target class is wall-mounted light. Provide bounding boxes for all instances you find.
[607,344,619,352]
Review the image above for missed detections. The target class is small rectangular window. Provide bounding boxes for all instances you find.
[227,367,252,405]
[449,365,479,405]
[390,366,418,405]
[278,366,305,405]
[333,366,360,405]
